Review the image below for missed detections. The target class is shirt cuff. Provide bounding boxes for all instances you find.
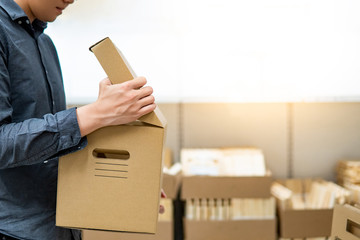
[49,107,88,159]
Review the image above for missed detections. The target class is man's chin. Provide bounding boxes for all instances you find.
[47,17,58,22]
[38,16,58,23]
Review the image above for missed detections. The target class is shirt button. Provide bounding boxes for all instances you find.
[18,20,22,24]
[26,20,30,24]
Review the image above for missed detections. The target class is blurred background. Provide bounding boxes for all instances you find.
[48,0,360,181]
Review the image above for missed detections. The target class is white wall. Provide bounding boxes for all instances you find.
[46,0,360,104]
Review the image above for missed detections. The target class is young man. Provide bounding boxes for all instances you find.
[0,0,159,239]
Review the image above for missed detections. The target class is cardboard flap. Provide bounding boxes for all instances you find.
[332,204,360,240]
[90,37,166,128]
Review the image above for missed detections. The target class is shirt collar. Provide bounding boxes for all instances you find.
[33,19,48,31]
[0,0,47,31]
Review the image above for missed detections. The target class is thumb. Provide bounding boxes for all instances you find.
[99,78,112,92]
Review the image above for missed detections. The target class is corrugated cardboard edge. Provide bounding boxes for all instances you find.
[90,37,167,128]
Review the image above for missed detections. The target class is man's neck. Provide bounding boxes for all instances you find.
[14,0,36,23]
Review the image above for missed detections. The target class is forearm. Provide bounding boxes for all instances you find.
[0,108,85,169]
[76,102,104,137]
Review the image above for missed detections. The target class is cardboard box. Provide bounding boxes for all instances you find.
[184,219,276,240]
[278,208,333,238]
[162,172,181,199]
[82,199,173,240]
[331,204,360,240]
[81,165,179,240]
[181,174,273,199]
[181,174,276,240]
[162,149,182,199]
[274,179,335,238]
[81,158,179,240]
[82,222,172,240]
[82,199,174,240]
[56,37,167,234]
[163,148,173,169]
[162,160,182,200]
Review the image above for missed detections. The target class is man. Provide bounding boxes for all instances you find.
[0,0,159,239]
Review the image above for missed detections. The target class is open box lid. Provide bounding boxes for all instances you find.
[90,37,166,128]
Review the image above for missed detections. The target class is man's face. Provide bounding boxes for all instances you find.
[27,0,74,22]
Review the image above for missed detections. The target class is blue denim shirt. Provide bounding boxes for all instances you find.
[0,0,87,239]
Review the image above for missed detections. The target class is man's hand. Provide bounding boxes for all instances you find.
[76,77,156,137]
[159,189,167,214]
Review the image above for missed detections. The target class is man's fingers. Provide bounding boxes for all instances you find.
[138,103,156,117]
[161,189,167,198]
[138,95,155,108]
[127,77,147,89]
[159,204,165,214]
[159,190,166,214]
[138,86,154,100]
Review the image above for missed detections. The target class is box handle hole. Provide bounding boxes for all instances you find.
[93,148,130,160]
[347,219,360,239]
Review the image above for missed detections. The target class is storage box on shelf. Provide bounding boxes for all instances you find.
[82,148,181,240]
[181,148,277,240]
[336,160,360,205]
[272,179,350,239]
[163,148,182,200]
[331,204,360,240]
[336,160,360,186]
